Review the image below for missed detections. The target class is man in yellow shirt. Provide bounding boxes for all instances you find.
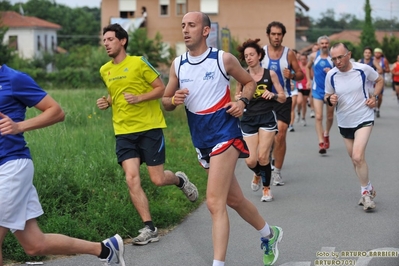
[97,23,198,245]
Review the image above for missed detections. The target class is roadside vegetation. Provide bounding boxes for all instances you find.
[3,89,208,263]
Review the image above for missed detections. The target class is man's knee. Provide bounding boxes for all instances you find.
[125,172,141,187]
[150,177,165,186]
[148,166,169,186]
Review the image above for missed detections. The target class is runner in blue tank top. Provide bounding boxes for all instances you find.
[358,46,377,70]
[261,21,304,187]
[306,35,334,154]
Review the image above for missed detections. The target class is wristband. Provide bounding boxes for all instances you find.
[171,96,176,106]
[238,97,250,108]
[272,94,278,101]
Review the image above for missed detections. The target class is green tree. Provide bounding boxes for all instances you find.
[374,17,399,30]
[360,0,378,49]
[0,0,12,11]
[339,13,363,30]
[230,36,245,67]
[21,0,100,50]
[380,36,399,62]
[308,9,343,43]
[127,28,175,68]
[0,21,14,64]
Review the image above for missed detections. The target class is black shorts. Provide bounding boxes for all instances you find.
[240,111,278,135]
[271,97,292,125]
[393,81,399,86]
[298,89,311,96]
[115,128,165,166]
[339,121,374,139]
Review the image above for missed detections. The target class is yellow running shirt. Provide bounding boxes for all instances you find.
[100,56,166,135]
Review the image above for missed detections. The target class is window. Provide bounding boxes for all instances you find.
[8,35,18,50]
[159,0,169,16]
[176,0,186,15]
[51,36,55,51]
[119,0,136,18]
[44,35,48,52]
[200,0,218,14]
[120,11,135,18]
[37,35,41,51]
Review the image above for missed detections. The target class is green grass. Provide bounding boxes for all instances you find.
[3,89,208,263]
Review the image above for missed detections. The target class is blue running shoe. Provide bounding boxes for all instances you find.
[261,226,283,265]
[100,234,125,266]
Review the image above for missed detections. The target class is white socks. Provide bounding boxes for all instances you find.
[361,181,373,194]
[258,223,271,238]
[213,260,225,266]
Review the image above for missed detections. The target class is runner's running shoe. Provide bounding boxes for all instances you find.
[261,187,273,202]
[261,226,283,265]
[132,226,159,245]
[100,234,125,266]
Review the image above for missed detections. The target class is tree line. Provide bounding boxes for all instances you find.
[298,0,399,62]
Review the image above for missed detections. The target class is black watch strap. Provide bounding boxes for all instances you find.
[238,97,249,107]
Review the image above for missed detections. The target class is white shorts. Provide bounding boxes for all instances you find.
[0,159,43,232]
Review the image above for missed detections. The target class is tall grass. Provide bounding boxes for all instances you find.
[3,89,208,263]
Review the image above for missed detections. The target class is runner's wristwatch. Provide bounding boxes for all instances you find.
[238,97,249,108]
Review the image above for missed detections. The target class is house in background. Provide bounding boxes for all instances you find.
[0,11,62,59]
[327,30,399,46]
[101,0,310,56]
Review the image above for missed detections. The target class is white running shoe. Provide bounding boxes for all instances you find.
[358,190,376,211]
[261,187,273,202]
[251,174,261,191]
[176,171,199,202]
[132,226,159,245]
[272,172,285,186]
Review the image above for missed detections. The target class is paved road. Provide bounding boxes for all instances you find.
[15,93,399,266]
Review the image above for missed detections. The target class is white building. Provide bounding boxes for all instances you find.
[1,11,62,59]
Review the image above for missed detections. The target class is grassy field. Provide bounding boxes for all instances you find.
[3,88,208,263]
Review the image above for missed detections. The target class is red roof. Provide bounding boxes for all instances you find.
[299,30,399,54]
[0,11,61,30]
[328,30,399,45]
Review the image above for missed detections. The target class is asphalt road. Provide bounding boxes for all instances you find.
[13,92,399,266]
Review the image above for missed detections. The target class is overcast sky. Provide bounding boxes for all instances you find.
[9,0,398,20]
